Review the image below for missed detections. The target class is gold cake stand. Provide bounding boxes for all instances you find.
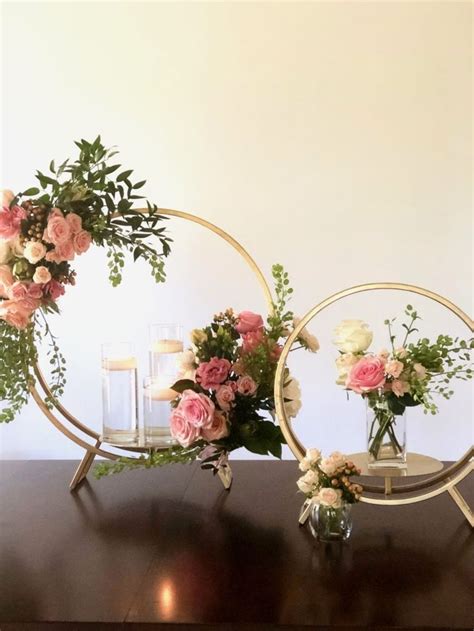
[274,283,474,527]
[29,208,273,491]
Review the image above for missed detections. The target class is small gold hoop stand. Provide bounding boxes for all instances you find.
[274,283,474,526]
[30,208,273,491]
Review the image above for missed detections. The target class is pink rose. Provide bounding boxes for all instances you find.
[0,205,26,240]
[55,240,75,261]
[216,384,235,411]
[33,266,52,285]
[44,279,65,301]
[237,375,257,396]
[316,487,343,508]
[0,264,14,298]
[8,281,28,302]
[201,411,229,442]
[8,281,41,311]
[0,300,31,329]
[178,389,215,428]
[44,215,71,246]
[346,356,386,394]
[242,329,265,353]
[66,213,82,233]
[235,311,264,334]
[2,189,15,207]
[385,359,404,379]
[49,208,64,218]
[23,241,46,264]
[73,229,92,255]
[270,344,283,360]
[170,408,200,447]
[195,357,231,390]
[392,379,410,397]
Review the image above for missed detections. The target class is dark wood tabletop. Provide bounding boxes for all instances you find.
[0,459,472,630]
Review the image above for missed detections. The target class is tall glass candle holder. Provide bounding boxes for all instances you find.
[149,323,183,381]
[101,342,138,444]
[143,375,178,446]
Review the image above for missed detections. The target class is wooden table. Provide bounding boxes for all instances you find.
[0,460,472,630]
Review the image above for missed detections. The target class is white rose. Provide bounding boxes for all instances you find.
[319,457,338,476]
[283,376,302,419]
[298,447,321,471]
[0,239,12,265]
[333,320,373,353]
[297,469,319,494]
[335,352,359,385]
[178,350,197,380]
[316,487,343,508]
[293,316,320,353]
[328,451,346,469]
[23,241,46,265]
[33,265,52,284]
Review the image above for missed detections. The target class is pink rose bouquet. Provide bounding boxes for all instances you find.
[1,136,172,424]
[334,306,473,464]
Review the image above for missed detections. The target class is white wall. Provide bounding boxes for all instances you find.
[1,1,472,461]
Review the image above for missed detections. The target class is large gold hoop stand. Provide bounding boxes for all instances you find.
[274,283,474,526]
[30,209,273,491]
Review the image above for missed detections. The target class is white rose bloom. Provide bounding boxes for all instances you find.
[297,469,319,494]
[11,237,25,257]
[177,350,197,381]
[23,241,46,265]
[298,459,312,472]
[298,447,321,471]
[333,319,373,354]
[0,239,12,265]
[316,487,343,508]
[293,316,320,353]
[283,376,302,419]
[335,352,359,385]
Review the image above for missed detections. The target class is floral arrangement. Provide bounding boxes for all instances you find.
[297,448,363,507]
[95,264,320,482]
[0,137,172,422]
[333,307,473,461]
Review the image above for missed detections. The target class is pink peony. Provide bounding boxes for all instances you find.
[73,229,91,255]
[44,279,65,301]
[33,266,52,285]
[201,411,229,442]
[216,384,235,411]
[178,389,215,428]
[237,375,257,396]
[170,408,200,447]
[235,311,264,334]
[195,357,231,390]
[66,213,82,233]
[346,356,386,394]
[44,215,71,245]
[392,379,410,397]
[0,264,14,298]
[385,359,404,379]
[242,329,265,353]
[0,205,26,240]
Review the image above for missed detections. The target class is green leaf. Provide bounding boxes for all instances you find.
[116,169,133,182]
[22,187,40,197]
[169,379,197,394]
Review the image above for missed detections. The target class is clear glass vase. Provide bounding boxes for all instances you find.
[366,394,406,468]
[309,503,353,542]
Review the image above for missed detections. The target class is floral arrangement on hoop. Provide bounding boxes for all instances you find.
[297,449,363,507]
[95,265,320,483]
[0,137,172,422]
[333,308,473,461]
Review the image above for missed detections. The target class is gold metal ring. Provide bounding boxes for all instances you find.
[31,208,273,462]
[274,282,473,506]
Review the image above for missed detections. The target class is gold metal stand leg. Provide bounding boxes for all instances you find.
[384,476,392,495]
[448,485,474,527]
[69,440,102,491]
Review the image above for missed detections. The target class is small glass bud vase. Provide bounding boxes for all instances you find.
[309,502,353,542]
[366,393,407,469]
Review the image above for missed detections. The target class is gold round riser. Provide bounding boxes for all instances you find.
[30,208,273,490]
[273,283,474,526]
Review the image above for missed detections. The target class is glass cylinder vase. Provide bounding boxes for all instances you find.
[309,503,353,542]
[366,393,406,469]
[149,323,183,382]
[101,342,138,444]
[143,375,178,446]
